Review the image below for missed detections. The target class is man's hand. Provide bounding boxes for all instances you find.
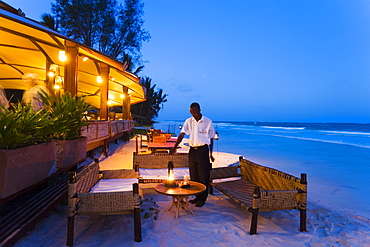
[170,132,185,155]
[169,147,176,155]
[210,155,215,162]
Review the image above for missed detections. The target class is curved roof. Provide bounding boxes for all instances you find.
[0,7,146,107]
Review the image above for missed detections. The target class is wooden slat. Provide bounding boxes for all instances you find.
[0,170,80,247]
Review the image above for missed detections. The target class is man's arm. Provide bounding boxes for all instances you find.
[209,138,215,162]
[170,132,185,154]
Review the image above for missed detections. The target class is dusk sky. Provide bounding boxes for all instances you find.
[7,0,370,123]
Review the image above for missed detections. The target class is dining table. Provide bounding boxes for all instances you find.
[146,142,180,153]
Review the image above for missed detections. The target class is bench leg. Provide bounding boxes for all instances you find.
[134,206,142,242]
[66,216,74,246]
[300,208,307,232]
[209,184,214,195]
[133,183,142,242]
[249,208,259,235]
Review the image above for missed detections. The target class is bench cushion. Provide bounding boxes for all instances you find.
[89,178,138,193]
[139,168,189,181]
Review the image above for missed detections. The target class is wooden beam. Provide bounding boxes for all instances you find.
[122,86,129,119]
[99,64,109,120]
[64,41,78,96]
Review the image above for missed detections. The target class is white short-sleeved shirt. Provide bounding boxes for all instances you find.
[181,115,215,147]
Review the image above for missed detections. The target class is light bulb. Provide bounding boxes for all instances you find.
[59,51,67,62]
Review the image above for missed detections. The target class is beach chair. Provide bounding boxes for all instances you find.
[210,157,307,235]
[133,152,189,183]
[66,160,141,246]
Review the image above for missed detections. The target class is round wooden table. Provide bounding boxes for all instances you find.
[155,181,206,218]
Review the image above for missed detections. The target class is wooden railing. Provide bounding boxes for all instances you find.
[82,120,134,155]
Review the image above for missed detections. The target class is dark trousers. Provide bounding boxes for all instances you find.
[189,145,211,202]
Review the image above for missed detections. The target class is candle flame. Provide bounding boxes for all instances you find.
[168,170,174,181]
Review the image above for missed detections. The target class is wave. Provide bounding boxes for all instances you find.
[268,134,370,149]
[319,130,370,136]
[261,126,305,130]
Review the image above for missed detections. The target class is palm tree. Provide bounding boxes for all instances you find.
[40,13,58,31]
[131,77,168,124]
[122,54,144,75]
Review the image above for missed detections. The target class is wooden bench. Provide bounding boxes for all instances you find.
[133,152,189,183]
[67,160,141,246]
[0,173,71,247]
[210,157,307,235]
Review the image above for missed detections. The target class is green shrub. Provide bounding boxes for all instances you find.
[0,91,92,149]
[41,92,92,140]
[0,103,54,149]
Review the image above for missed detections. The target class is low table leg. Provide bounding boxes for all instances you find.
[182,197,195,216]
[167,196,195,218]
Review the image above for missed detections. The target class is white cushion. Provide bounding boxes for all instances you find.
[139,168,189,180]
[89,178,138,193]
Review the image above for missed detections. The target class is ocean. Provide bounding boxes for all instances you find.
[153,121,370,215]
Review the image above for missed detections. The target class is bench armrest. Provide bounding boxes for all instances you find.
[101,169,138,179]
[210,166,240,179]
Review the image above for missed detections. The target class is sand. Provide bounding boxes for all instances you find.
[13,139,370,247]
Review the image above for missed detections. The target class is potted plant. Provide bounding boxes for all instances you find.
[41,92,92,169]
[0,103,57,199]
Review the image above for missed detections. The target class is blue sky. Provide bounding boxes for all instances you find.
[7,0,370,123]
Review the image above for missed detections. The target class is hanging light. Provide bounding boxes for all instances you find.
[214,131,219,140]
[96,76,103,83]
[54,83,61,90]
[59,51,67,62]
[48,71,55,77]
[82,56,89,61]
[54,76,63,90]
[107,100,114,106]
[120,94,125,99]
[48,64,58,77]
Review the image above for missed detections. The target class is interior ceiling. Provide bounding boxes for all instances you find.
[0,8,146,108]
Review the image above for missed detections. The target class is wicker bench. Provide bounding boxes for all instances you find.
[210,157,307,235]
[67,160,141,246]
[133,152,189,183]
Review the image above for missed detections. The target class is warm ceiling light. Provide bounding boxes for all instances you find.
[59,51,67,62]
[54,84,61,90]
[107,100,114,106]
[120,94,125,99]
[82,56,89,61]
[97,76,103,83]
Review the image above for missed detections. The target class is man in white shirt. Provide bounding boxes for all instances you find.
[172,102,215,207]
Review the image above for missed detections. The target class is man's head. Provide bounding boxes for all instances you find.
[190,102,202,120]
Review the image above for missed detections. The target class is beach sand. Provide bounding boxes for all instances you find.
[14,139,370,247]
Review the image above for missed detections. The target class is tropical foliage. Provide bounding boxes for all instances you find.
[131,77,168,124]
[0,92,91,149]
[51,0,150,64]
[0,103,54,149]
[40,13,58,31]
[41,92,92,140]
